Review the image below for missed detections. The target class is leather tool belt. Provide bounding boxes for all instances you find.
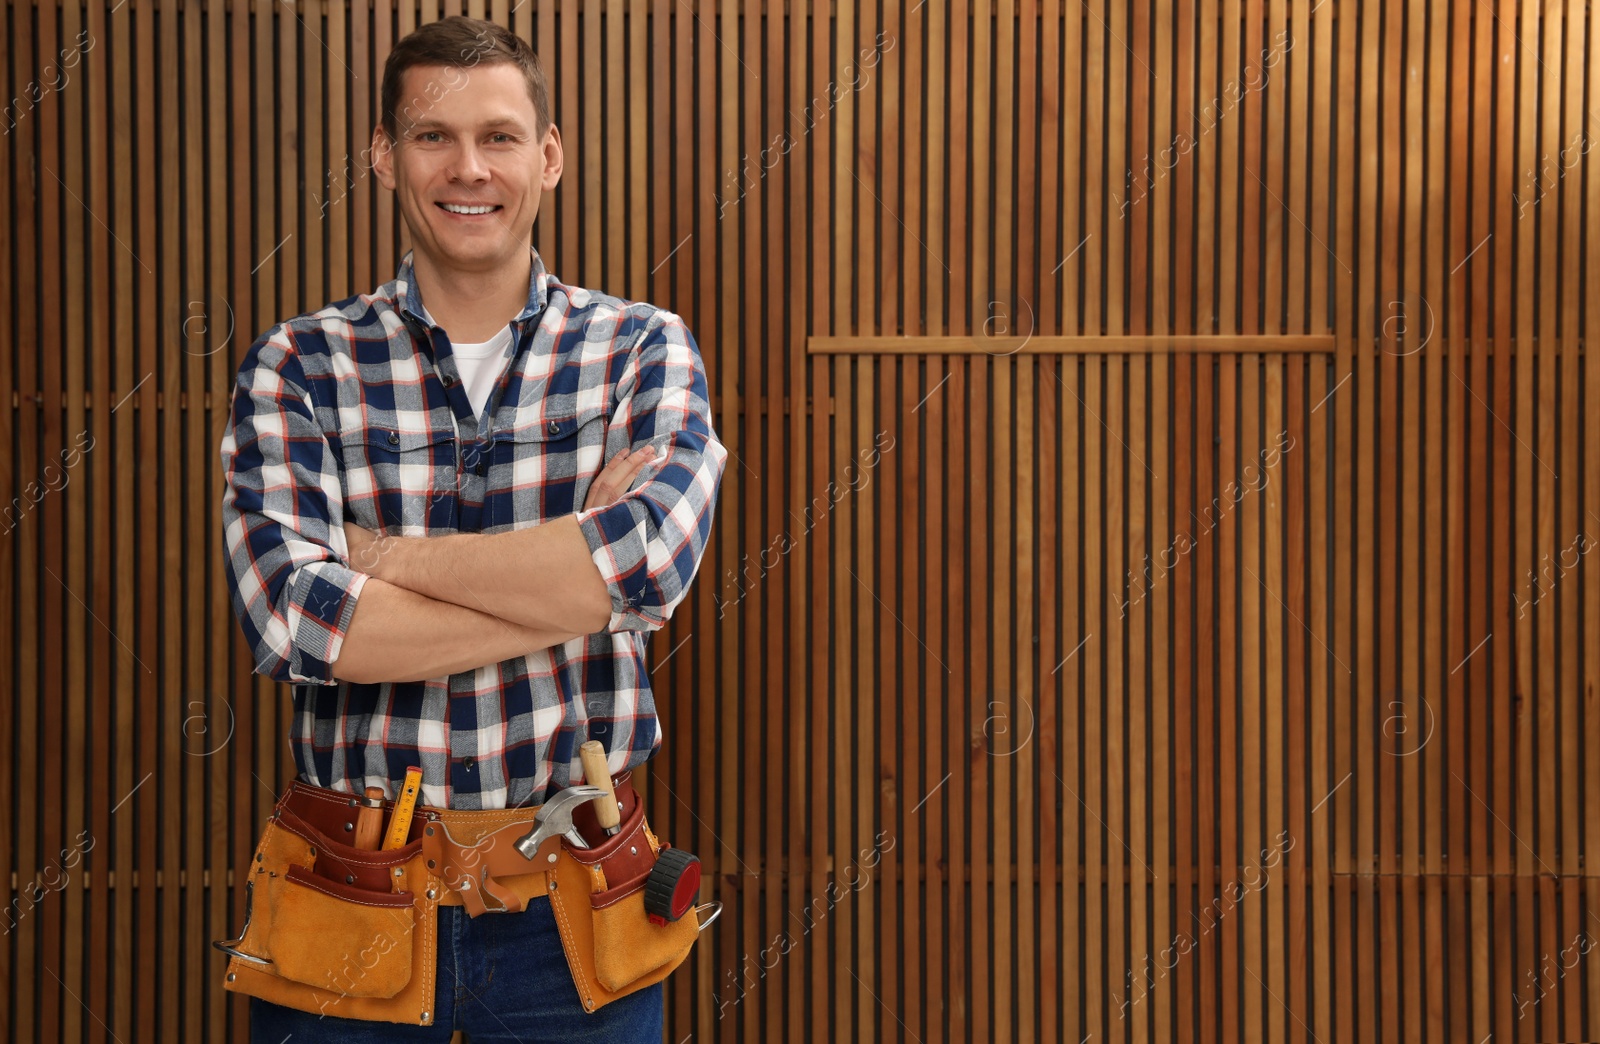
[214,772,706,1025]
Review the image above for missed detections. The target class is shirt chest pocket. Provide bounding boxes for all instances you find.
[338,426,459,534]
[486,402,611,529]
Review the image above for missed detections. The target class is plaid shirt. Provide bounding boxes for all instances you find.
[220,247,726,809]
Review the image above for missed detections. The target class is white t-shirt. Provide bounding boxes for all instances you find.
[421,304,513,421]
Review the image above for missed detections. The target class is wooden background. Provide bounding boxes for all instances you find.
[3,0,1596,1040]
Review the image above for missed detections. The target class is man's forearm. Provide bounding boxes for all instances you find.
[331,574,591,684]
[359,514,613,635]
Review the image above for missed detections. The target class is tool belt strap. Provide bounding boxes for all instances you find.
[416,774,639,917]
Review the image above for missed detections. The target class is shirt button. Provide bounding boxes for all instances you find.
[442,374,456,386]
[548,421,561,435]
[387,431,400,446]
[462,756,475,769]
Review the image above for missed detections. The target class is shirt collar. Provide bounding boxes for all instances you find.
[395,245,551,329]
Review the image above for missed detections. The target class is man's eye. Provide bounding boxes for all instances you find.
[421,131,443,142]
[491,133,512,143]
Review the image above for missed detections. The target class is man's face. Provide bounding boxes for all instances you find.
[372,61,562,275]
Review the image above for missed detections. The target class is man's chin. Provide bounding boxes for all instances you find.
[417,233,523,273]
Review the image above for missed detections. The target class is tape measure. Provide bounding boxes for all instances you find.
[643,847,701,926]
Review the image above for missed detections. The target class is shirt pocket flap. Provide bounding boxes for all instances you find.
[494,402,609,445]
[350,427,457,454]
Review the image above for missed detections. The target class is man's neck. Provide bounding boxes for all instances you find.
[411,246,532,343]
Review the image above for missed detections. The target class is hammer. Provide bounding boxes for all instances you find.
[513,784,606,861]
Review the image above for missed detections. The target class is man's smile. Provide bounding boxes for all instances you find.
[437,200,505,218]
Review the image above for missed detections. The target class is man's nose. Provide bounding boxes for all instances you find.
[450,142,491,182]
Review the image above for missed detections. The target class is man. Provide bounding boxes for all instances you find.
[219,15,726,1039]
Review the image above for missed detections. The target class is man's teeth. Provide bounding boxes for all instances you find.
[440,203,499,214]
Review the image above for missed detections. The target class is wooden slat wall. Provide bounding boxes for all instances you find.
[4,0,1597,1040]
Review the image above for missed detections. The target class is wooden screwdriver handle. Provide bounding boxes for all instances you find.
[579,740,622,834]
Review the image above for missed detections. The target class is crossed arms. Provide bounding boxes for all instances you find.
[328,474,648,684]
[220,313,728,686]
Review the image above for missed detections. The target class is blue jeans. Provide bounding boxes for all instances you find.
[249,896,664,1042]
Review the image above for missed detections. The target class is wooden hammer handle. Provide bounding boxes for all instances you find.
[578,740,622,834]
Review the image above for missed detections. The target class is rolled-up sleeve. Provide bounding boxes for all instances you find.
[575,312,728,633]
[220,326,369,684]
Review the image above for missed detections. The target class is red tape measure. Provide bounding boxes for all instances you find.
[643,847,701,926]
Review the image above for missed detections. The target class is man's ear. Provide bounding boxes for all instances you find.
[371,126,397,191]
[540,124,564,192]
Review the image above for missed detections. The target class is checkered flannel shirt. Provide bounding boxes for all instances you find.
[220,247,727,809]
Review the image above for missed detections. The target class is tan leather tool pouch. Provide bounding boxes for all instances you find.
[215,784,440,1026]
[545,789,703,1013]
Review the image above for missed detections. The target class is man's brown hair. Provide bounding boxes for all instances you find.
[380,16,552,140]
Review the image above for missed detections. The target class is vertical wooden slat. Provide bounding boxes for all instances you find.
[1558,6,1588,1041]
[945,358,967,1044]
[1171,4,1198,1039]
[805,0,832,1031]
[1149,4,1176,1041]
[1445,0,1480,1033]
[991,0,1016,1026]
[1123,6,1150,1044]
[1263,355,1285,1044]
[104,0,135,1036]
[1059,5,1082,1038]
[1081,0,1102,340]
[1420,0,1448,1033]
[1062,354,1082,1044]
[188,0,220,1037]
[37,2,75,1037]
[1218,350,1240,1044]
[11,75,37,1006]
[1037,354,1061,1044]
[1083,353,1105,1044]
[226,1,257,1040]
[922,355,947,1044]
[1587,0,1600,1033]
[0,0,12,1025]
[891,0,926,1038]
[1195,354,1217,1044]
[1239,345,1261,1044]
[995,351,1017,1044]
[36,0,65,1034]
[156,0,182,1034]
[783,0,809,1032]
[1150,351,1172,1044]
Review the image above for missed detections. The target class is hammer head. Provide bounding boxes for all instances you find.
[513,785,606,860]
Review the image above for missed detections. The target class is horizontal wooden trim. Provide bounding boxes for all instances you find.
[809,334,1338,354]
[8,0,1349,18]
[9,862,1592,895]
[4,0,1019,14]
[10,868,222,889]
[8,391,829,415]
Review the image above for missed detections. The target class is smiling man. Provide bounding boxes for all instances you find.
[219,15,726,1041]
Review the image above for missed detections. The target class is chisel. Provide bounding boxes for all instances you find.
[352,786,386,849]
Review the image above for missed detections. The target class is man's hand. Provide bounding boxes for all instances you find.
[584,444,657,512]
[343,520,398,579]
[342,445,657,577]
